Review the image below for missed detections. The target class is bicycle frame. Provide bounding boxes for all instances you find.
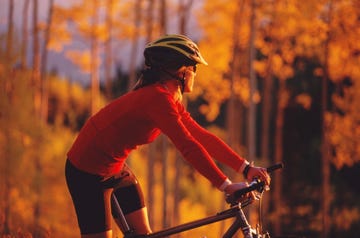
[113,186,269,238]
[116,198,257,238]
[111,163,283,238]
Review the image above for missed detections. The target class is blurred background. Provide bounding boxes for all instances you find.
[0,0,359,237]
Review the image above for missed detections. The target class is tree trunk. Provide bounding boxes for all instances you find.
[4,0,14,100]
[178,0,193,34]
[145,0,154,43]
[128,0,142,91]
[232,1,245,162]
[147,143,156,229]
[104,0,114,99]
[32,0,41,117]
[2,131,12,235]
[6,0,14,66]
[161,136,169,229]
[171,1,193,232]
[40,0,54,123]
[90,0,100,115]
[159,0,167,34]
[321,1,333,237]
[247,0,259,228]
[260,90,270,162]
[221,0,244,236]
[248,0,257,163]
[21,0,30,69]
[260,48,274,163]
[260,28,274,235]
[260,51,274,232]
[273,80,286,235]
[321,91,331,238]
[159,0,168,229]
[145,0,155,229]
[3,2,14,233]
[31,0,43,228]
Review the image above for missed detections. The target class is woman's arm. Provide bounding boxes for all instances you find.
[146,88,230,189]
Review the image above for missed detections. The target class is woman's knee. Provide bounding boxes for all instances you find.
[111,165,145,216]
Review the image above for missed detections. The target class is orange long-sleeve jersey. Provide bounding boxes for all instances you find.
[67,83,246,189]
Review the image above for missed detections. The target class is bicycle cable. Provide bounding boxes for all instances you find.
[258,191,265,234]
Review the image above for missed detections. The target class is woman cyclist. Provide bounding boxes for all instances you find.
[65,34,271,238]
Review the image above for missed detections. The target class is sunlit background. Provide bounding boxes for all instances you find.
[1,0,359,238]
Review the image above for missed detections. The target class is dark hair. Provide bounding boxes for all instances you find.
[133,68,163,90]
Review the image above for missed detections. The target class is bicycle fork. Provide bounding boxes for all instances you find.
[222,204,269,238]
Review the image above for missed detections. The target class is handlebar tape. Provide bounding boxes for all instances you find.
[266,162,284,173]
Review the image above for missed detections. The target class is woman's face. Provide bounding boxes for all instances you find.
[183,65,196,93]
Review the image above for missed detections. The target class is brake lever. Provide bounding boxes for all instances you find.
[225,163,284,205]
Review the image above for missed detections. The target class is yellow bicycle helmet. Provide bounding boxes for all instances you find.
[144,34,208,68]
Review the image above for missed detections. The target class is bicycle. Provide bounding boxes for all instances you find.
[109,163,283,238]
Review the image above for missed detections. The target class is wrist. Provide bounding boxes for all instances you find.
[243,164,252,179]
[238,160,250,174]
[219,178,232,191]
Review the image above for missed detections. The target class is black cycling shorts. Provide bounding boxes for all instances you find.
[65,159,145,235]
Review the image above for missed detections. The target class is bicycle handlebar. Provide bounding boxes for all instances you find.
[266,162,284,173]
[226,163,284,205]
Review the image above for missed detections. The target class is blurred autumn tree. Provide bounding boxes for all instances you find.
[325,0,360,169]
[0,55,80,238]
[197,0,360,237]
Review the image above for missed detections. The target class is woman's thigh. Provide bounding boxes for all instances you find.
[65,159,113,235]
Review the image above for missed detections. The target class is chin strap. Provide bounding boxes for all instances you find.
[161,68,186,94]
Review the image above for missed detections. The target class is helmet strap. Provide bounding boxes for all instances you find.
[160,68,186,94]
[179,72,186,94]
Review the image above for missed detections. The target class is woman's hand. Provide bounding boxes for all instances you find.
[223,182,247,194]
[224,182,256,201]
[246,166,271,185]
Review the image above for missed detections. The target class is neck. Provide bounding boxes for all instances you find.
[162,80,182,102]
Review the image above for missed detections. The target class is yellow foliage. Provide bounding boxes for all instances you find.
[254,60,267,78]
[48,32,72,52]
[271,54,284,76]
[327,80,360,169]
[333,207,360,230]
[326,0,360,82]
[10,187,35,226]
[49,6,73,52]
[295,93,312,110]
[234,77,250,100]
[194,0,249,121]
[65,50,92,73]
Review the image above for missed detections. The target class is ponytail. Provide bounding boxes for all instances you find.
[133,67,163,91]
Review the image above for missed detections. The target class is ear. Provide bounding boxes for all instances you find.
[170,67,184,82]
[175,66,187,74]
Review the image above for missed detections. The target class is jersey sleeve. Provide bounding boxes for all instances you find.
[145,88,227,188]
